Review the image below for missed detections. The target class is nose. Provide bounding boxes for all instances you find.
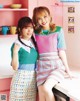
[28,28,31,32]
[41,18,46,24]
[42,18,45,22]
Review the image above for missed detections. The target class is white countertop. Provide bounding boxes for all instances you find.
[0,74,13,79]
[54,72,80,101]
[0,67,14,79]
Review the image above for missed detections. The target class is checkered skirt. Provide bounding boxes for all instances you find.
[9,70,37,101]
[36,52,66,86]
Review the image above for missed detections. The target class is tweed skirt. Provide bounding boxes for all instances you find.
[36,52,66,86]
[9,70,37,101]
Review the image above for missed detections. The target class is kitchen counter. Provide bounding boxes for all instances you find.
[0,74,13,79]
[0,69,80,101]
[0,67,14,79]
[54,72,80,101]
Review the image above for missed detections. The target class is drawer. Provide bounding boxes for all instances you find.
[0,78,12,91]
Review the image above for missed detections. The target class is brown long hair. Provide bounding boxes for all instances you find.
[32,6,56,33]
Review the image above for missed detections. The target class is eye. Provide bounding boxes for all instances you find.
[24,26,28,29]
[44,15,47,18]
[30,26,33,29]
[38,18,41,21]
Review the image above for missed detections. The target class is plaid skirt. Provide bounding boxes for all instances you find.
[9,70,37,101]
[36,52,66,86]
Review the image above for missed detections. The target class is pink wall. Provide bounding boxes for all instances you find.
[62,3,80,70]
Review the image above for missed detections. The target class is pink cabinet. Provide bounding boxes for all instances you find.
[0,0,38,36]
[0,0,28,26]
[0,0,38,27]
[51,3,63,27]
[0,78,12,101]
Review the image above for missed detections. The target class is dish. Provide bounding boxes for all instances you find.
[10,4,22,9]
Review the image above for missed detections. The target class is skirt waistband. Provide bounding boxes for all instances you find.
[39,52,59,60]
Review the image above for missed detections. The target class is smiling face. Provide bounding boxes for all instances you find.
[17,17,34,40]
[37,11,51,30]
[21,23,34,40]
[33,7,52,30]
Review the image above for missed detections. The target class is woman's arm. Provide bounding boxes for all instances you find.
[11,44,20,70]
[58,50,71,75]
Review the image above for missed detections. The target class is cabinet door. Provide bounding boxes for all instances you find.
[0,78,12,91]
[37,0,53,13]
[28,0,38,18]
[37,0,62,6]
[37,0,53,6]
[51,4,63,27]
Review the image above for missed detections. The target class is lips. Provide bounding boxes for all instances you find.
[42,22,47,25]
[27,33,31,35]
[27,34,31,36]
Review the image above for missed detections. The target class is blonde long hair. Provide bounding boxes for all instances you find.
[32,6,56,33]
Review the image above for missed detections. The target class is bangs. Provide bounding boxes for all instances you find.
[22,22,33,28]
[36,10,48,19]
[24,23,33,27]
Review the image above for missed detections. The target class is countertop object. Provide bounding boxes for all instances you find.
[10,4,22,9]
[0,4,3,9]
[54,72,80,101]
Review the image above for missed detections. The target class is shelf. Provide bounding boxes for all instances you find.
[0,34,17,37]
[0,8,28,11]
[0,0,29,30]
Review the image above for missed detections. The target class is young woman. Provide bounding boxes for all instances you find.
[9,16,38,101]
[32,6,73,101]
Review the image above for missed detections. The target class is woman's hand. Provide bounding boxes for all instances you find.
[11,43,20,70]
[65,70,77,79]
[13,43,20,53]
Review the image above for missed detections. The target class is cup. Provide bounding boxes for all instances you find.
[1,26,9,35]
[10,26,17,35]
[0,4,4,9]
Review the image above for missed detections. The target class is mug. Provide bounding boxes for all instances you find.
[1,26,9,35]
[10,26,17,35]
